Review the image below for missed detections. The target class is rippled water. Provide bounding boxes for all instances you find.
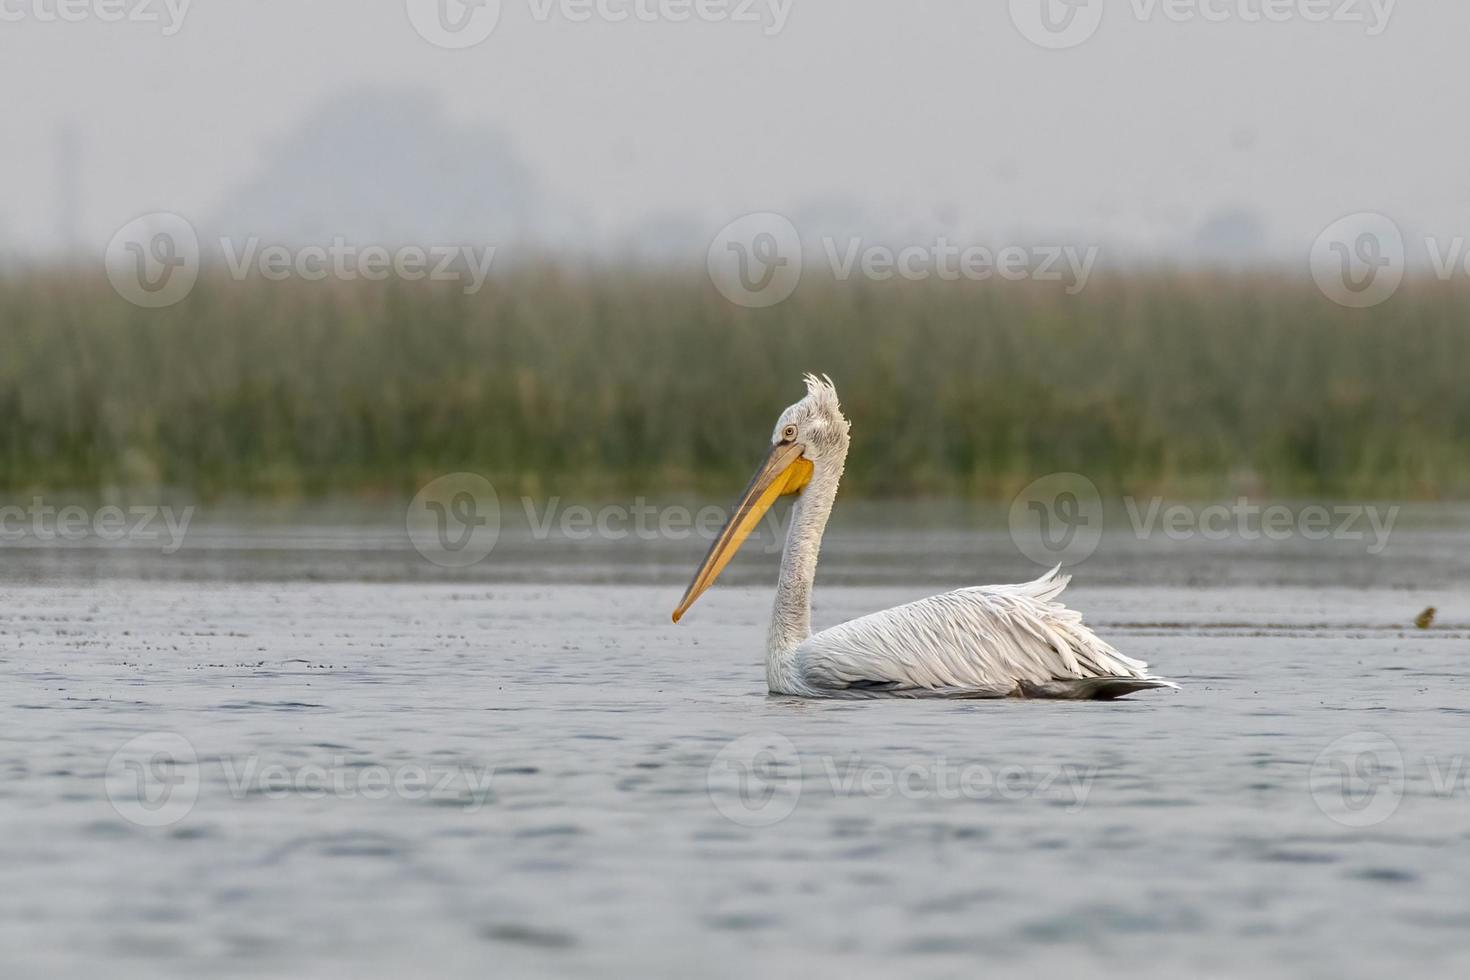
[2,508,1469,978]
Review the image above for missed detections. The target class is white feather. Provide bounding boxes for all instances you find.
[779,568,1172,698]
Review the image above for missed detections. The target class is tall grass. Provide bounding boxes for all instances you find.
[2,265,1467,500]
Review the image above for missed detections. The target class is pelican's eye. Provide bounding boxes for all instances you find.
[781,424,798,443]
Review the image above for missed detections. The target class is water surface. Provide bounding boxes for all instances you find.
[2,507,1468,978]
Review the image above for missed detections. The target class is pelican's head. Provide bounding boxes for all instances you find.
[672,374,849,623]
[770,373,851,466]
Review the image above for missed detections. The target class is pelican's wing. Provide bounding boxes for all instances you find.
[794,567,1175,699]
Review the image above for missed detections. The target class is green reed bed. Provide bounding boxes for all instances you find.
[2,265,1467,500]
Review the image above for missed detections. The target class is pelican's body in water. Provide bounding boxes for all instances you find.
[673,376,1176,700]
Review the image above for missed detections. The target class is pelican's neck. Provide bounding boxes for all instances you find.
[766,454,843,686]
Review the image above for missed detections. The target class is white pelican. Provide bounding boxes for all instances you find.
[673,375,1177,700]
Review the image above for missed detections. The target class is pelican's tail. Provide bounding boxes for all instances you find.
[1016,677,1180,701]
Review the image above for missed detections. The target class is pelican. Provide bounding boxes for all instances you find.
[673,375,1177,700]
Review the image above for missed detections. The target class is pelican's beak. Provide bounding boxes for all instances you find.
[672,441,813,623]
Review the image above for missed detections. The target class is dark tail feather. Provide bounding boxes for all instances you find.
[1017,677,1179,701]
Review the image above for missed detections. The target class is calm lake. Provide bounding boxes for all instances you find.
[2,502,1468,979]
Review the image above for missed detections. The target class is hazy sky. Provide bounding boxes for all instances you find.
[3,0,1468,261]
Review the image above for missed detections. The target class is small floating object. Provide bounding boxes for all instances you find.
[1415,607,1437,630]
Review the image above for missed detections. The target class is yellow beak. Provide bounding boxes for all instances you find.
[672,441,814,623]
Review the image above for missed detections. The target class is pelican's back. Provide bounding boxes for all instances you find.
[789,568,1177,700]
